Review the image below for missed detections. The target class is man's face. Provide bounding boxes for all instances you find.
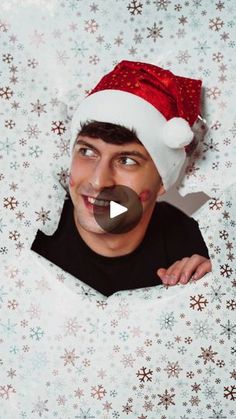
[69,135,165,234]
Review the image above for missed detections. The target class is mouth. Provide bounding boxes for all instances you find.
[82,195,112,212]
[87,196,110,207]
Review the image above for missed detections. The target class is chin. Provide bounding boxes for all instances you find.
[75,213,105,235]
[80,222,106,235]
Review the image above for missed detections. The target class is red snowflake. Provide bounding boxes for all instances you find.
[96,300,107,310]
[91,384,106,400]
[28,58,38,68]
[209,198,223,210]
[57,167,69,186]
[158,389,175,410]
[147,22,163,42]
[3,196,19,210]
[224,385,236,401]
[127,1,143,15]
[209,17,224,32]
[84,19,99,33]
[7,299,18,310]
[219,230,228,240]
[51,121,66,135]
[9,230,20,241]
[220,264,233,278]
[191,383,201,393]
[226,299,236,310]
[136,366,153,382]
[0,20,9,32]
[35,208,51,225]
[189,395,200,406]
[2,53,13,64]
[122,402,133,414]
[206,86,221,100]
[89,55,100,65]
[190,294,208,311]
[198,345,217,365]
[185,162,199,178]
[212,52,223,62]
[0,86,13,99]
[0,384,16,399]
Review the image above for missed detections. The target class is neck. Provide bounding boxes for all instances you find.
[74,205,155,257]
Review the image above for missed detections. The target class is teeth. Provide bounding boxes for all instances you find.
[87,196,110,207]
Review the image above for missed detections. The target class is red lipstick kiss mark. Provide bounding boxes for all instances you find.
[69,174,76,187]
[139,190,151,202]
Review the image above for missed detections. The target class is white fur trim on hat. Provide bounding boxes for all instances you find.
[70,89,193,190]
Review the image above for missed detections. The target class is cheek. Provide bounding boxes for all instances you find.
[69,157,82,187]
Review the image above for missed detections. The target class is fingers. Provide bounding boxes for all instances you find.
[192,259,212,280]
[157,255,212,286]
[162,257,190,285]
[157,268,166,277]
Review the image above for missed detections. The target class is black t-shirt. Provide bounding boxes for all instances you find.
[31,196,209,296]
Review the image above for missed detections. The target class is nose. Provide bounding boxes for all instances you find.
[89,159,115,192]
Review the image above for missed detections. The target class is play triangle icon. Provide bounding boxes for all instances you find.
[110,200,128,219]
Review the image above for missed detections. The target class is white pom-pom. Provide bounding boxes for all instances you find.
[162,117,193,149]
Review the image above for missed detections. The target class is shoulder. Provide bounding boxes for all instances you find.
[154,201,209,260]
[153,201,194,225]
[153,200,203,240]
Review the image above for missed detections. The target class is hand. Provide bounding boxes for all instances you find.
[157,255,212,286]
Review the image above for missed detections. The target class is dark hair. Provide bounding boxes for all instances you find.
[76,120,142,145]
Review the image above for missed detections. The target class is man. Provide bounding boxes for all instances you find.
[31,60,211,296]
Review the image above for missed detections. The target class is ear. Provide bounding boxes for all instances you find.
[156,183,165,199]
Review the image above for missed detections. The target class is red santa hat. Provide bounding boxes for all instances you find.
[71,60,202,190]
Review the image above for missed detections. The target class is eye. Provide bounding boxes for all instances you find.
[118,156,138,166]
[76,147,97,157]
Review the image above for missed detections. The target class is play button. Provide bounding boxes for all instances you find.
[93,185,143,234]
[110,201,128,218]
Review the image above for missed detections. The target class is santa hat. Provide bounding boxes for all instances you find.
[70,60,202,190]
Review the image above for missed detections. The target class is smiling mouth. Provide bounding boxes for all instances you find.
[86,196,111,207]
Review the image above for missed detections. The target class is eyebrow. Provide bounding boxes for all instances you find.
[76,139,148,161]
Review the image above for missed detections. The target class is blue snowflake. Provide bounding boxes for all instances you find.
[207,286,226,303]
[119,331,129,341]
[75,408,95,419]
[209,410,227,419]
[159,311,177,331]
[0,217,7,233]
[77,285,97,301]
[10,161,20,170]
[29,145,43,158]
[68,0,80,11]
[203,384,217,400]
[71,40,89,57]
[0,285,8,303]
[0,318,17,336]
[192,319,213,339]
[194,40,211,56]
[0,138,16,155]
[220,319,236,340]
[30,351,49,370]
[30,326,44,340]
[89,318,107,337]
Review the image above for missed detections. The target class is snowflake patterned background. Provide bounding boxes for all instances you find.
[0,0,236,418]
